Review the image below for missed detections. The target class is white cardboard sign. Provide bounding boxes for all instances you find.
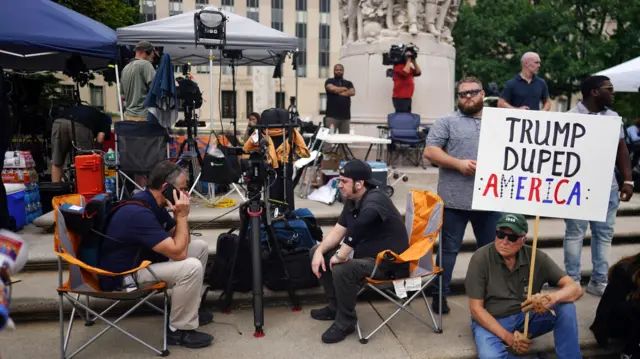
[471,107,621,222]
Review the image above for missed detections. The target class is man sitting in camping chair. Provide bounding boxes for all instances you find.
[99,160,213,349]
[466,213,583,358]
[310,159,409,344]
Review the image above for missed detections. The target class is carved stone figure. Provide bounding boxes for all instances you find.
[358,0,388,42]
[339,0,358,44]
[438,0,459,44]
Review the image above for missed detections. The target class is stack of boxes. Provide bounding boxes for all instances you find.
[2,151,43,229]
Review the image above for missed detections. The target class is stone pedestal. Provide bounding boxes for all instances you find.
[340,33,456,136]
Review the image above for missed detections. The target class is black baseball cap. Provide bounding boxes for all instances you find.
[134,40,155,52]
[339,159,381,187]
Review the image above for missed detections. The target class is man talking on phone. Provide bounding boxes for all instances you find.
[98,161,213,349]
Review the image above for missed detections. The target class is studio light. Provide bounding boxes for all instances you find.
[194,9,228,49]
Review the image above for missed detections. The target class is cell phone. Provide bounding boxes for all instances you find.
[162,183,181,205]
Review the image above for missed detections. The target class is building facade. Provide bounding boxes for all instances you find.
[62,0,343,130]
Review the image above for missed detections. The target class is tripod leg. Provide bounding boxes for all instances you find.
[261,208,301,312]
[248,204,265,337]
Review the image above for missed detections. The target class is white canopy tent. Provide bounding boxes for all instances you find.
[116,6,298,67]
[116,6,299,131]
[595,56,640,92]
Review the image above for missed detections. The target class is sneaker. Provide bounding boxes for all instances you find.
[199,308,214,326]
[432,296,450,314]
[586,281,607,296]
[321,323,355,344]
[310,306,337,321]
[167,329,213,349]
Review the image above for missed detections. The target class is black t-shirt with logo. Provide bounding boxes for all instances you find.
[325,77,354,120]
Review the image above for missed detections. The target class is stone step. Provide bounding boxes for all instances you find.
[20,216,640,272]
[10,242,640,322]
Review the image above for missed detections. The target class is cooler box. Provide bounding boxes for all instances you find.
[75,154,105,203]
[39,182,74,214]
[5,183,25,230]
[339,161,388,191]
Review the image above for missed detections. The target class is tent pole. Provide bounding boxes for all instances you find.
[114,63,125,198]
[209,48,214,132]
[294,52,299,112]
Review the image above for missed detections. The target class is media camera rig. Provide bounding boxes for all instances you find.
[382,43,419,77]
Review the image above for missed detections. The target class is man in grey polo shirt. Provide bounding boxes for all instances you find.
[424,76,502,314]
[563,75,635,297]
[121,41,157,121]
[466,213,583,358]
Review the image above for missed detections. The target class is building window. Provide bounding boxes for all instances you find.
[222,91,236,118]
[197,65,210,73]
[142,0,156,21]
[222,0,234,13]
[246,91,253,116]
[296,0,307,77]
[319,0,330,78]
[169,0,183,16]
[174,65,182,73]
[222,65,232,76]
[247,0,259,22]
[247,66,253,76]
[196,0,209,9]
[271,0,283,31]
[59,85,75,100]
[90,86,105,112]
[275,92,286,108]
[319,93,327,114]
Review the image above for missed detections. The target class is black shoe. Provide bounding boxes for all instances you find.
[310,306,337,321]
[199,308,214,326]
[432,296,450,314]
[167,329,213,349]
[321,323,355,344]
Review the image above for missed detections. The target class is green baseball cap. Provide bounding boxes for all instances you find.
[496,213,528,235]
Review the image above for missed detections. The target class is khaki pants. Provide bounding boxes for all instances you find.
[135,239,209,330]
[124,115,147,122]
[323,117,351,134]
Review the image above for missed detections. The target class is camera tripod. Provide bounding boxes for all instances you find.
[176,103,211,202]
[219,180,300,337]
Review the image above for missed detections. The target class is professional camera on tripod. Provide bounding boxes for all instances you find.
[382,43,419,77]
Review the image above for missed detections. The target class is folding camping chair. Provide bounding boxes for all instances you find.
[53,194,169,358]
[356,189,444,343]
[114,121,170,200]
[380,112,426,185]
[294,126,331,198]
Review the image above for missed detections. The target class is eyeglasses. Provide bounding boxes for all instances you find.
[457,89,482,98]
[496,230,522,243]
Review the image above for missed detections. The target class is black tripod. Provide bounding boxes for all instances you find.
[219,175,300,337]
[176,103,203,186]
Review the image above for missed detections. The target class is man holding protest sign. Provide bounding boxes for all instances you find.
[466,213,583,358]
[424,77,503,314]
[563,75,635,297]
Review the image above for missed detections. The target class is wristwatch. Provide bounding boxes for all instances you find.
[334,250,347,262]
[623,181,635,187]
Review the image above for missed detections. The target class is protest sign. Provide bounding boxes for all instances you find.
[471,107,621,222]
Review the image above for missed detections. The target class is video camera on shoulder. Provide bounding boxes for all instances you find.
[382,43,419,66]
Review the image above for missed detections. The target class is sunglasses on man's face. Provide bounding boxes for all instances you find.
[457,89,482,98]
[496,230,522,243]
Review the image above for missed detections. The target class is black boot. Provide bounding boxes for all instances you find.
[167,329,213,349]
[431,296,450,314]
[321,323,355,344]
[310,306,337,321]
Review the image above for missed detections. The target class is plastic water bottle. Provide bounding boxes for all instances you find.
[330,123,335,134]
[349,125,355,135]
[122,274,138,292]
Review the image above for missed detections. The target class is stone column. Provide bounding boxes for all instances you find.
[252,66,275,114]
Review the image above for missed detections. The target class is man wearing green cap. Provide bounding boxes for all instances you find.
[465,213,583,358]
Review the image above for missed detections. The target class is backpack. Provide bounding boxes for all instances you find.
[206,229,253,293]
[260,208,322,252]
[263,247,319,291]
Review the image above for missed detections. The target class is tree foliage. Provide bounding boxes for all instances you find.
[53,0,140,30]
[453,0,640,119]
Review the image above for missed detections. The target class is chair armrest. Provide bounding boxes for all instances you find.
[56,251,152,277]
[375,238,436,265]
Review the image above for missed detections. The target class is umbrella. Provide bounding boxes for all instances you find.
[144,53,179,128]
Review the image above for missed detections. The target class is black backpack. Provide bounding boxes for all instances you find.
[206,229,253,294]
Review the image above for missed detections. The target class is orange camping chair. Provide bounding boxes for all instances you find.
[53,194,169,358]
[356,189,444,343]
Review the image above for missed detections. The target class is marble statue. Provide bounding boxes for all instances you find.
[340,0,460,44]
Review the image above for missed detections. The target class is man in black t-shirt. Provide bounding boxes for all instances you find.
[324,64,355,134]
[309,160,408,344]
[51,104,111,182]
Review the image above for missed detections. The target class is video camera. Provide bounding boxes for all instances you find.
[382,43,419,66]
[176,77,203,110]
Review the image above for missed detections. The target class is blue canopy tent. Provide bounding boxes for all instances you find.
[0,0,117,71]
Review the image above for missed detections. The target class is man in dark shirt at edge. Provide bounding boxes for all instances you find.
[498,52,551,111]
[392,51,422,113]
[309,159,409,344]
[99,161,213,349]
[324,64,356,134]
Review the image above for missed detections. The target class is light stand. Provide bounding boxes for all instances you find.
[222,50,243,143]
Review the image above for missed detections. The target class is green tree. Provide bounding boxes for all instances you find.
[453,0,640,119]
[53,0,140,29]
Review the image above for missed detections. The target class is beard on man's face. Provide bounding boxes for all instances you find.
[457,98,484,115]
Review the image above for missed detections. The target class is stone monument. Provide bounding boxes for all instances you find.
[338,0,460,132]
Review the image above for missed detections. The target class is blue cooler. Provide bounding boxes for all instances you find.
[339,161,388,191]
[4,183,26,230]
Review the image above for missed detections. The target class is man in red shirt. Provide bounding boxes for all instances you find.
[392,52,421,113]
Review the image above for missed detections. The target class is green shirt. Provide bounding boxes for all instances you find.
[464,244,566,318]
[121,59,156,118]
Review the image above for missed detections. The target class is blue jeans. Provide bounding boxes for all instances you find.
[434,208,502,296]
[472,303,581,359]
[563,186,619,284]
